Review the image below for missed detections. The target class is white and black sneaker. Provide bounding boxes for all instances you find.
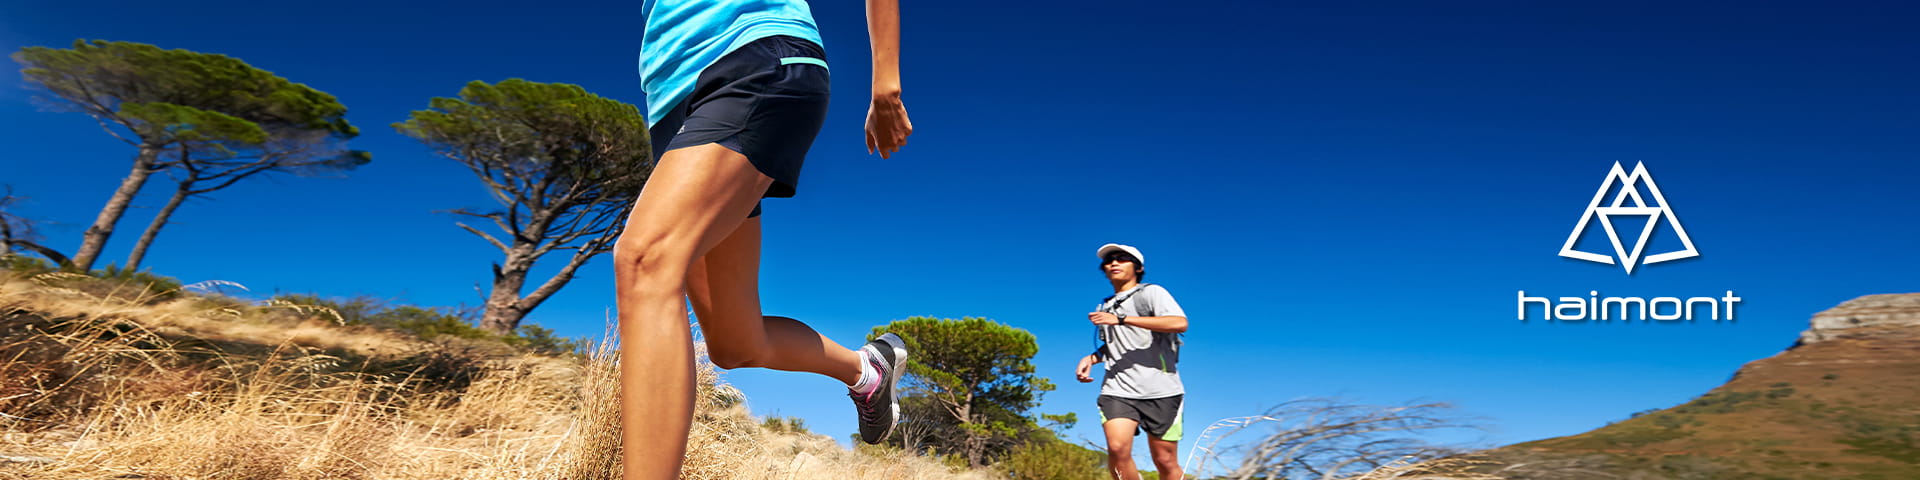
[850,333,908,444]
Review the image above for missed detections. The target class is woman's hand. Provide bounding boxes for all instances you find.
[865,89,911,158]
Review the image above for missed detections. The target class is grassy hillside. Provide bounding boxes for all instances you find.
[0,264,1514,480]
[1482,300,1920,480]
[0,267,993,480]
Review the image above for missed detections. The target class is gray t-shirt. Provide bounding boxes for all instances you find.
[1093,284,1186,399]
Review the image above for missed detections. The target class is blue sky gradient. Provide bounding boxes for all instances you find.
[3,1,1916,471]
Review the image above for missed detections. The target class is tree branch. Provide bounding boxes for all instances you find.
[515,237,603,313]
[86,111,140,146]
[456,222,511,253]
[8,240,71,268]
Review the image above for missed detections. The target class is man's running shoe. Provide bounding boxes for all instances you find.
[850,333,908,444]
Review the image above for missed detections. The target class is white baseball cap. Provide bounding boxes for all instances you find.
[1096,243,1145,266]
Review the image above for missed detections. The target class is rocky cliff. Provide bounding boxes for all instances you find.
[1799,293,1920,344]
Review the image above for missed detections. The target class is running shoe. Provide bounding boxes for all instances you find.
[850,333,908,444]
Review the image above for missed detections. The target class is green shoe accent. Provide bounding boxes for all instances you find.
[780,57,829,70]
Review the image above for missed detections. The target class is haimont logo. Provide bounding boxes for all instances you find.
[1558,161,1698,274]
[1518,162,1740,322]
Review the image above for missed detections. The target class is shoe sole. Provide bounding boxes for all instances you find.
[874,333,908,440]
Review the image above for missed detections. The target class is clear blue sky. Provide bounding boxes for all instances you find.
[3,0,1917,472]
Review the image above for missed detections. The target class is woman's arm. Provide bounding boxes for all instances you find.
[864,0,912,158]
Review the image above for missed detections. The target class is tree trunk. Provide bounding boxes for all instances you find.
[959,394,987,468]
[124,179,192,270]
[479,246,536,334]
[72,145,160,271]
[966,433,986,468]
[0,217,13,256]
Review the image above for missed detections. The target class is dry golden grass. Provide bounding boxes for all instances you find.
[0,269,1488,480]
[0,270,988,480]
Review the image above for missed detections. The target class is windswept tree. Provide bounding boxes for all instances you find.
[873,317,1063,468]
[123,132,370,270]
[395,79,651,334]
[11,39,365,270]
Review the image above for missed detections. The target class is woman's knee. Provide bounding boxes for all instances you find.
[614,231,695,285]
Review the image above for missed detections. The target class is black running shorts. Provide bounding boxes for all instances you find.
[1099,394,1185,441]
[647,35,830,217]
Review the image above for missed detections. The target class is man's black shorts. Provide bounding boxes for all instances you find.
[647,35,829,215]
[1099,394,1185,441]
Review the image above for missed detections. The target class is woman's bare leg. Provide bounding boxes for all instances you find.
[685,216,862,383]
[613,143,773,480]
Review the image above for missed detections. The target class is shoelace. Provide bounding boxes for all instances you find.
[849,353,887,424]
[849,389,880,424]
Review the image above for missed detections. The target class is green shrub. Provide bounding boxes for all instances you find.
[3,260,185,302]
[1650,413,1693,429]
[388,306,492,340]
[1672,391,1765,415]
[1,254,55,274]
[94,263,183,294]
[761,415,809,435]
[1840,436,1920,464]
[1573,421,1693,448]
[270,294,580,356]
[996,437,1106,480]
[506,323,588,356]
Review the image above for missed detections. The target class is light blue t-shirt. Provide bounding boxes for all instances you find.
[639,0,825,124]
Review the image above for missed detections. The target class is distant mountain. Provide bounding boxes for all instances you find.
[1482,294,1920,480]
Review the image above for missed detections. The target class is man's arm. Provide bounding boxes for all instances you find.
[1090,312,1187,333]
[1124,315,1187,333]
[1076,353,1101,383]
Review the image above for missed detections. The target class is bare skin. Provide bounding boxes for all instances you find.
[686,216,862,381]
[1100,418,1186,480]
[1078,256,1187,480]
[615,145,873,480]
[1148,435,1183,480]
[1105,418,1143,480]
[614,144,775,480]
[617,1,911,477]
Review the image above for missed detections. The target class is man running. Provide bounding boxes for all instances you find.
[617,0,914,478]
[1076,243,1189,480]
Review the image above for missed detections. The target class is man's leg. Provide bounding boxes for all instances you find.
[1104,418,1142,480]
[1147,436,1183,480]
[685,215,862,383]
[613,143,775,480]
